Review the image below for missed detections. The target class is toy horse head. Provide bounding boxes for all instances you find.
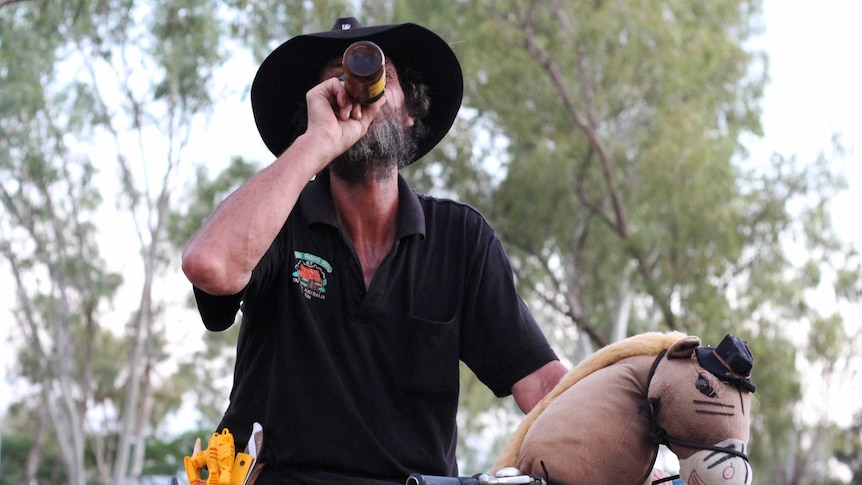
[643,334,755,484]
[492,332,756,485]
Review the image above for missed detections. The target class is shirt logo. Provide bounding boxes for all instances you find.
[292,251,332,300]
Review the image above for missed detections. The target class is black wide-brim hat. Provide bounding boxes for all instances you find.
[250,17,464,165]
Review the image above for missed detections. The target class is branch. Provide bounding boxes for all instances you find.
[498,2,678,334]
[522,1,628,238]
[536,289,607,349]
[574,146,618,229]
[542,3,679,331]
[536,238,608,349]
[0,0,29,7]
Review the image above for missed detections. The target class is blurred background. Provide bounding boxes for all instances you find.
[1,1,860,484]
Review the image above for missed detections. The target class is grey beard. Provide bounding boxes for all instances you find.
[329,113,417,184]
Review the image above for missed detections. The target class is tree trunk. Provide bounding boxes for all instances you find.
[112,285,152,485]
[25,405,48,485]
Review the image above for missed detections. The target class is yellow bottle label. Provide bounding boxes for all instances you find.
[367,70,386,100]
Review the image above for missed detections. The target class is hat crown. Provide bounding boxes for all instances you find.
[332,17,363,31]
[695,334,756,392]
[715,334,754,376]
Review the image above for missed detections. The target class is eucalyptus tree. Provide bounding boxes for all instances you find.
[391,0,861,480]
[0,2,124,484]
[0,0,226,483]
[181,1,861,480]
[5,0,856,482]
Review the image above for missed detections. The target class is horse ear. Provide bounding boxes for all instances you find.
[667,336,701,359]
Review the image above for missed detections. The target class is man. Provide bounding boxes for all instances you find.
[182,17,567,485]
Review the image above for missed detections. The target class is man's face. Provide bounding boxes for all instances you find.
[321,58,418,184]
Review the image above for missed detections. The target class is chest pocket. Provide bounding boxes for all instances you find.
[392,313,461,396]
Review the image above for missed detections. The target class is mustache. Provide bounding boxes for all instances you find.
[347,115,414,163]
[329,110,418,183]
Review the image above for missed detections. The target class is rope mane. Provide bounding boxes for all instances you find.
[493,331,688,471]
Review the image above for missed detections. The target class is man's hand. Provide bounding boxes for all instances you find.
[304,76,386,168]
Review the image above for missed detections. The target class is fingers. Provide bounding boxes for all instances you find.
[360,94,386,120]
[335,82,386,122]
[334,85,354,121]
[302,77,388,159]
[309,77,385,124]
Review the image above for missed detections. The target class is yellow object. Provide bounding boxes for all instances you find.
[184,451,207,485]
[184,428,251,485]
[230,452,254,485]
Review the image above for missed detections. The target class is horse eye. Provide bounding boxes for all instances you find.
[696,374,717,398]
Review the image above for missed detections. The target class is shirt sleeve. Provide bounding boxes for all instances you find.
[191,218,291,332]
[459,227,559,397]
[193,286,244,331]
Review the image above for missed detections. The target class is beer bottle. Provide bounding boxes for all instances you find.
[342,41,386,105]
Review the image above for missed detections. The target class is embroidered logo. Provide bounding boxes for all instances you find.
[292,251,332,300]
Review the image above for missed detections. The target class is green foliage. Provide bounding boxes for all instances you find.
[168,156,260,249]
[0,427,210,484]
[1,7,127,485]
[1,0,237,483]
[452,0,767,341]
[0,434,67,485]
[833,411,862,484]
[170,323,240,427]
[399,0,860,479]
[222,0,359,60]
[2,0,860,482]
[140,427,215,476]
[150,0,223,113]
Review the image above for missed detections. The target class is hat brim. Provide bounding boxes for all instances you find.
[696,348,756,393]
[250,23,463,165]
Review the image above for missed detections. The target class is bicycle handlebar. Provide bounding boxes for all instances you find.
[406,473,545,485]
[406,474,479,485]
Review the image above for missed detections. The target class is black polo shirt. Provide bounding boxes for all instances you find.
[193,172,558,484]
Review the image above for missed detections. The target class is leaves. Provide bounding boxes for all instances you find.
[2,0,860,482]
[406,0,859,478]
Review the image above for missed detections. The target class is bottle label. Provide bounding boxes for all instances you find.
[366,71,386,101]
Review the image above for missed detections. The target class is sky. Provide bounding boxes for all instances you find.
[752,0,861,240]
[2,0,861,453]
[749,0,862,428]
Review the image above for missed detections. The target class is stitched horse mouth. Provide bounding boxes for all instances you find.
[680,439,752,485]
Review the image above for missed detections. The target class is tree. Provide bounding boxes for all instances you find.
[397,0,860,479]
[833,410,862,484]
[92,2,226,482]
[0,4,124,484]
[3,0,859,482]
[167,156,259,425]
[1,0,228,483]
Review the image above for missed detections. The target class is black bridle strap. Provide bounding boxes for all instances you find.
[539,460,573,485]
[633,350,669,485]
[661,434,750,461]
[646,349,668,384]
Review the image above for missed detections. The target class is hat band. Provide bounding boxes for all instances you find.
[713,352,751,380]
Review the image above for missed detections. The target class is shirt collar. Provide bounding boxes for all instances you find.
[300,170,426,240]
